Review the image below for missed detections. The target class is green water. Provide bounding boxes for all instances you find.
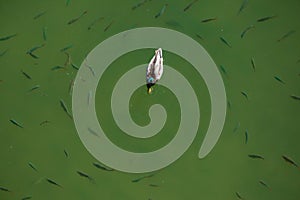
[1,0,300,199]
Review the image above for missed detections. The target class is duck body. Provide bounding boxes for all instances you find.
[146,48,163,93]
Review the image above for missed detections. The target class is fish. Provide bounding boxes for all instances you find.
[219,65,227,75]
[259,180,271,190]
[27,44,45,54]
[149,184,159,187]
[64,149,69,158]
[46,178,62,188]
[233,122,240,133]
[132,0,150,10]
[251,57,256,72]
[235,192,243,199]
[43,27,47,41]
[220,37,232,48]
[282,155,299,168]
[87,91,92,105]
[28,162,38,172]
[10,119,24,128]
[274,76,285,84]
[104,20,114,32]
[132,174,154,183]
[0,186,11,192]
[183,0,198,12]
[257,15,277,22]
[69,79,74,95]
[241,91,248,100]
[71,63,79,70]
[241,25,255,38]
[51,66,64,71]
[227,101,232,110]
[0,49,8,57]
[85,62,95,77]
[64,52,71,67]
[66,0,71,6]
[21,70,32,80]
[201,18,217,23]
[40,120,50,125]
[93,162,114,171]
[155,4,168,18]
[248,154,264,160]
[277,30,296,42]
[87,17,104,30]
[0,33,17,41]
[33,11,46,20]
[60,44,73,52]
[60,99,72,119]
[245,130,248,144]
[21,196,32,200]
[28,52,39,59]
[237,0,248,15]
[28,85,40,92]
[76,171,94,182]
[195,34,204,40]
[87,127,99,137]
[290,95,300,100]
[67,10,87,25]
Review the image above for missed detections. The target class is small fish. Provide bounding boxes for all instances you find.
[66,0,71,6]
[0,186,10,192]
[60,44,73,52]
[21,70,32,80]
[195,34,204,40]
[64,52,71,67]
[87,90,92,105]
[290,95,300,100]
[43,27,47,41]
[28,52,39,59]
[93,162,114,171]
[248,154,264,160]
[87,17,104,30]
[201,18,217,23]
[76,171,94,182]
[227,101,232,110]
[27,44,45,54]
[149,184,159,187]
[69,79,74,95]
[0,49,8,57]
[28,85,40,92]
[46,178,62,188]
[21,196,32,200]
[245,129,248,144]
[257,15,277,22]
[237,0,248,15]
[85,62,95,77]
[40,120,50,125]
[274,76,285,84]
[132,174,154,183]
[219,65,227,75]
[104,20,114,32]
[155,4,168,18]
[51,66,64,71]
[87,127,99,137]
[235,192,243,200]
[132,0,148,10]
[68,10,87,25]
[251,57,256,72]
[33,11,46,20]
[28,162,38,172]
[71,63,79,70]
[241,25,255,38]
[282,155,299,168]
[220,37,232,48]
[60,99,72,119]
[233,122,240,133]
[64,149,69,158]
[10,119,24,128]
[241,91,248,100]
[259,180,270,190]
[183,0,198,12]
[277,30,296,42]
[0,33,17,41]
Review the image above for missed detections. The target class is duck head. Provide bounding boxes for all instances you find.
[147,82,155,94]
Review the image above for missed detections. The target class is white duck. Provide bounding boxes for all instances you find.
[146,48,164,94]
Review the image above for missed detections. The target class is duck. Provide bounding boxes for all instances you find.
[146,48,164,94]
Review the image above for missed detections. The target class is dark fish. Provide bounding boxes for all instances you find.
[93,162,114,171]
[251,57,256,71]
[10,119,24,128]
[155,4,168,18]
[290,95,300,100]
[0,49,8,57]
[87,17,104,30]
[76,171,94,181]
[237,0,248,15]
[259,180,270,190]
[28,52,39,59]
[132,0,150,10]
[46,178,62,188]
[60,44,73,52]
[235,192,243,200]
[51,66,64,71]
[28,162,38,172]
[132,174,154,183]
[69,79,74,95]
[40,120,50,125]
[27,44,45,54]
[33,11,46,20]
[257,15,277,22]
[66,0,71,6]
[220,37,232,48]
[274,76,285,84]
[149,184,159,187]
[43,27,47,41]
[227,101,232,110]
[241,25,255,38]
[21,196,32,200]
[104,20,114,32]
[85,63,95,77]
[277,30,296,42]
[0,33,17,41]
[68,10,87,25]
[219,65,227,75]
[21,70,32,80]
[233,122,240,133]
[245,130,248,144]
[282,155,299,168]
[71,63,79,70]
[60,99,72,119]
[88,127,99,137]
[195,34,204,40]
[64,149,69,158]
[64,52,71,67]
[0,186,10,192]
[183,0,198,12]
[28,85,40,92]
[201,18,217,23]
[241,91,248,100]
[248,154,264,160]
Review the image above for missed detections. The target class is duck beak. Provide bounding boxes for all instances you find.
[147,87,152,94]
